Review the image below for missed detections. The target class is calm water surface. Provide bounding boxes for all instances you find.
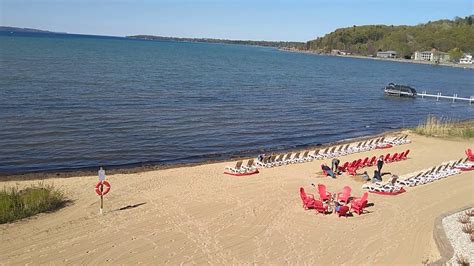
[0,33,473,173]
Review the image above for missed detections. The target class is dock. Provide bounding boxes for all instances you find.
[418,91,474,104]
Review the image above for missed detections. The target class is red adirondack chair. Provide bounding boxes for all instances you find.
[351,192,368,215]
[317,184,332,202]
[337,205,350,217]
[366,156,377,166]
[387,152,398,163]
[300,187,317,210]
[339,161,349,172]
[383,153,391,162]
[314,199,329,215]
[355,159,363,168]
[465,148,473,160]
[361,157,369,167]
[402,149,410,160]
[395,151,405,161]
[336,186,352,204]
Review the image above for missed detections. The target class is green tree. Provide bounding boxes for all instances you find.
[448,47,463,62]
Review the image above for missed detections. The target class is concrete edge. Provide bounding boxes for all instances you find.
[429,204,473,265]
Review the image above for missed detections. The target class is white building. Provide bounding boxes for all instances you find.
[414,51,433,61]
[376,51,398,58]
[414,49,450,63]
[459,54,472,64]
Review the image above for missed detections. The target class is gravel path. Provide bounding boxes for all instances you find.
[442,208,474,265]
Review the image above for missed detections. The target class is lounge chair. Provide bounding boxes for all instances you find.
[256,155,270,167]
[291,152,301,164]
[317,184,332,202]
[282,153,293,165]
[273,154,285,166]
[383,153,391,162]
[310,149,321,160]
[325,146,337,158]
[336,186,352,204]
[319,147,330,158]
[299,151,311,163]
[225,161,244,173]
[265,155,278,167]
[242,159,256,171]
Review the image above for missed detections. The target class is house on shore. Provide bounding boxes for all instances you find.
[330,49,352,56]
[376,51,397,58]
[459,54,472,64]
[414,49,450,63]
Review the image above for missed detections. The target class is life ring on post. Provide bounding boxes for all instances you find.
[95,181,111,196]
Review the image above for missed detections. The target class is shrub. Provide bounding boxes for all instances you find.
[0,183,67,224]
[413,115,474,138]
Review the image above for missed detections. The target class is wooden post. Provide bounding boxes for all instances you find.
[100,181,103,215]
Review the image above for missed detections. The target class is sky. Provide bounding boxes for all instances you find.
[0,0,473,41]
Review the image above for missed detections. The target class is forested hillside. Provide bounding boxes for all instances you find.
[305,16,474,58]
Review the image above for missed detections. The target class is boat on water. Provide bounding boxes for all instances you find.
[384,83,417,98]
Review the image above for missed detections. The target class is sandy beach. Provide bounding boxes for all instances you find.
[1,132,473,264]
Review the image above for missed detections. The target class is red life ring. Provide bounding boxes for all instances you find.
[95,181,111,196]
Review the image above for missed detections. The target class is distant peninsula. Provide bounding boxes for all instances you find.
[126,35,305,49]
[0,26,64,34]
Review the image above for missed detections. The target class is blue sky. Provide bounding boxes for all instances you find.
[1,0,472,41]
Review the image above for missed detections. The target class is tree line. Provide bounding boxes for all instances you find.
[304,16,474,59]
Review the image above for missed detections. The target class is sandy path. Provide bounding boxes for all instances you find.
[1,133,473,264]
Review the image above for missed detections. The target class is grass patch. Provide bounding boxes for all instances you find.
[413,115,474,138]
[0,183,67,224]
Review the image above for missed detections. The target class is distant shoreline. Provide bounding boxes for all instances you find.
[280,48,474,70]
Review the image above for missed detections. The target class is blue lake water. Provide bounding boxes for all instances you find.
[0,32,473,174]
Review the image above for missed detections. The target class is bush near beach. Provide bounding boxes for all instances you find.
[0,184,67,224]
[413,115,474,138]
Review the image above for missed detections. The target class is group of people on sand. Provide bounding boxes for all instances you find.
[323,155,390,182]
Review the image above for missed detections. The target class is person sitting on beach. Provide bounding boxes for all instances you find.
[257,154,265,162]
[322,163,336,178]
[361,171,371,181]
[372,170,382,183]
[331,158,340,174]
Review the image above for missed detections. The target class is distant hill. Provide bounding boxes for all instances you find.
[305,16,474,58]
[0,26,61,34]
[127,35,305,49]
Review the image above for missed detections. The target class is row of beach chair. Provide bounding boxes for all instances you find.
[387,135,411,145]
[396,158,470,187]
[226,135,413,172]
[340,149,410,175]
[363,157,470,192]
[225,159,257,174]
[255,135,411,169]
